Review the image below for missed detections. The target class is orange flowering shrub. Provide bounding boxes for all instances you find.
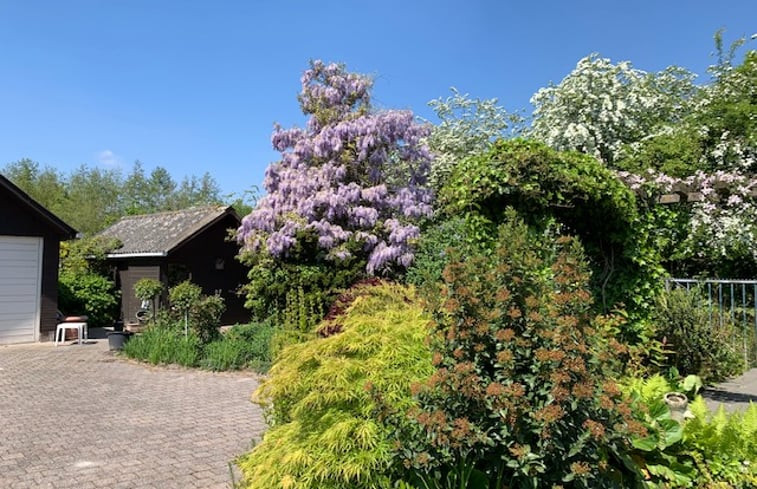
[396,214,642,488]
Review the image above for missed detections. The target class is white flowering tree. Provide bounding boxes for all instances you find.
[425,88,523,190]
[690,49,756,172]
[529,54,697,165]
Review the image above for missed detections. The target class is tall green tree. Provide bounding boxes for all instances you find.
[3,159,67,215]
[61,165,123,235]
[3,159,226,235]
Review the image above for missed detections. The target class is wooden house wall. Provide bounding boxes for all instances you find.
[116,262,163,325]
[0,189,63,340]
[169,215,249,324]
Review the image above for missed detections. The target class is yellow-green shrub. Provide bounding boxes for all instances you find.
[237,283,433,489]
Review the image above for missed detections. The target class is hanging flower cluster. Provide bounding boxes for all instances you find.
[238,60,433,275]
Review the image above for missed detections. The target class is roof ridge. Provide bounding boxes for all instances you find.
[117,204,228,220]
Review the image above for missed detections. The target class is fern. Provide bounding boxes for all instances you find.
[683,398,757,485]
[622,375,757,487]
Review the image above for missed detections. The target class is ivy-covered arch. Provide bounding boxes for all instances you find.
[440,139,665,327]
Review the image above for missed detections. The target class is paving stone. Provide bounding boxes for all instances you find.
[0,339,265,487]
[702,368,757,412]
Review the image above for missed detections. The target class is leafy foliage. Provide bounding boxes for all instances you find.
[2,159,223,235]
[166,280,225,344]
[123,319,272,373]
[404,216,477,295]
[168,280,202,313]
[123,324,201,367]
[425,88,523,190]
[190,294,226,343]
[268,285,324,356]
[653,287,744,383]
[441,139,664,329]
[237,283,433,489]
[690,44,756,173]
[201,322,274,372]
[168,280,202,337]
[57,236,121,327]
[617,168,757,278]
[615,44,757,278]
[684,398,757,486]
[242,236,364,322]
[58,272,119,327]
[398,216,640,488]
[134,278,164,319]
[623,375,757,488]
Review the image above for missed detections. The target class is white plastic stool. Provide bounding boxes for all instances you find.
[55,322,87,346]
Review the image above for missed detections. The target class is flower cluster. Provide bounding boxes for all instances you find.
[238,61,433,275]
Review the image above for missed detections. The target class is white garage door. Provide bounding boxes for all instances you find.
[0,236,43,344]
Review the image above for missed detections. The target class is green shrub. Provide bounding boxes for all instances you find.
[168,280,201,334]
[685,398,757,486]
[267,285,324,358]
[166,280,226,343]
[236,283,433,489]
[57,236,121,327]
[190,293,225,343]
[240,233,366,322]
[123,326,200,367]
[400,215,640,488]
[134,278,164,319]
[58,270,119,327]
[201,323,274,372]
[405,216,477,293]
[439,138,666,335]
[654,287,744,383]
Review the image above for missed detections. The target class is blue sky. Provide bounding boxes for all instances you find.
[1,0,755,199]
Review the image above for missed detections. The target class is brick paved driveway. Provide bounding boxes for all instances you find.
[0,338,265,489]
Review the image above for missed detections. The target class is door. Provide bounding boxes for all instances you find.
[0,236,43,344]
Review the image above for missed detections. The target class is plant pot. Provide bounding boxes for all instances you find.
[107,331,133,351]
[125,323,145,334]
[664,392,688,422]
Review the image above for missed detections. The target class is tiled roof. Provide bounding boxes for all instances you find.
[98,206,238,256]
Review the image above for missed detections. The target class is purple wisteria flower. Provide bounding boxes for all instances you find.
[238,60,433,275]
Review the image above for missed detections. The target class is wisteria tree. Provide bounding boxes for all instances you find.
[238,60,433,318]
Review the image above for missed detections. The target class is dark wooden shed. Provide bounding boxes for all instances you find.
[0,174,77,344]
[97,206,249,326]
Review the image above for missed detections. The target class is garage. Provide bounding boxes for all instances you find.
[0,174,76,344]
[0,236,43,343]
